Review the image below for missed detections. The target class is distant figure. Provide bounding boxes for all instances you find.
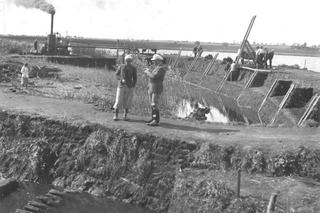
[20,63,30,89]
[34,39,38,53]
[67,42,73,55]
[151,48,158,54]
[193,41,203,58]
[255,46,265,68]
[204,54,213,60]
[265,49,274,69]
[44,42,48,53]
[222,57,234,72]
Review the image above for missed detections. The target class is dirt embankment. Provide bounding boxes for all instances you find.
[0,110,320,212]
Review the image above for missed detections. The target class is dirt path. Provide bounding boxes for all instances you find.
[1,87,319,152]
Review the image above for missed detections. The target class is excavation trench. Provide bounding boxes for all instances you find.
[1,110,320,212]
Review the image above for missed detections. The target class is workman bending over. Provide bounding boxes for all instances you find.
[144,54,167,126]
[113,54,137,121]
[193,41,203,58]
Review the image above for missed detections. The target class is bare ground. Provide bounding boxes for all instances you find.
[1,56,320,212]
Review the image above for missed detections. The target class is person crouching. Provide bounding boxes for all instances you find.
[113,54,137,121]
[20,63,30,89]
[144,54,167,126]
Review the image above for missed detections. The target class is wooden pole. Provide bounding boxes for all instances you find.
[116,39,119,58]
[267,192,278,213]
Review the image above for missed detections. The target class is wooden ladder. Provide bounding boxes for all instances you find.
[257,79,279,124]
[269,83,295,126]
[297,94,320,126]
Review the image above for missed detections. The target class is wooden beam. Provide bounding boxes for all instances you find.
[241,66,271,73]
[297,94,320,126]
[236,71,258,106]
[171,48,182,69]
[199,53,219,84]
[258,79,279,124]
[217,16,256,93]
[269,83,295,126]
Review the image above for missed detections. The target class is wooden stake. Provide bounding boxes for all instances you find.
[237,169,241,198]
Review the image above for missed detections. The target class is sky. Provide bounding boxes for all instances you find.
[0,0,319,45]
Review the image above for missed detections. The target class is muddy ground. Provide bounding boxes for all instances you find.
[0,56,320,212]
[0,87,320,212]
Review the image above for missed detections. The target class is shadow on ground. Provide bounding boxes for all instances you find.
[127,119,238,134]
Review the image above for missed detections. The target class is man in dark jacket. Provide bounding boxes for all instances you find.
[113,54,137,121]
[144,54,167,126]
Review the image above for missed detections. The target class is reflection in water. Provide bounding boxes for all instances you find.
[176,99,229,124]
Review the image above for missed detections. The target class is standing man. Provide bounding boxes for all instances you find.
[266,49,274,69]
[193,41,203,58]
[34,39,38,53]
[113,54,137,121]
[255,46,264,68]
[144,54,167,126]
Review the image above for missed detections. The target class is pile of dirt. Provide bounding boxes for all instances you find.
[0,60,62,83]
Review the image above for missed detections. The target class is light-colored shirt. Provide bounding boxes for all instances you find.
[21,66,29,78]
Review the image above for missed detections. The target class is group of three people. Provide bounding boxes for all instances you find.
[113,54,167,127]
[255,46,274,69]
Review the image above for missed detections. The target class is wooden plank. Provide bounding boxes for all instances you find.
[216,66,234,92]
[171,48,182,69]
[297,94,320,126]
[241,66,271,73]
[269,83,295,126]
[203,53,219,76]
[258,79,279,124]
[236,71,258,106]
[199,53,219,84]
[235,15,256,64]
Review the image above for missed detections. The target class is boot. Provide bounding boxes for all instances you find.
[113,109,119,121]
[123,109,129,121]
[145,107,156,124]
[155,109,160,123]
[148,108,160,126]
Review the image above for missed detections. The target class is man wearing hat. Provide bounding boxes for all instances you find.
[113,54,137,121]
[144,54,167,126]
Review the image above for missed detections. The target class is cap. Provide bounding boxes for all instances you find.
[125,54,134,61]
[151,54,163,61]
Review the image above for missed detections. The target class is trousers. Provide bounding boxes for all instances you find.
[113,85,134,110]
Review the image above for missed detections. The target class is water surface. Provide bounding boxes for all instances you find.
[0,182,154,213]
